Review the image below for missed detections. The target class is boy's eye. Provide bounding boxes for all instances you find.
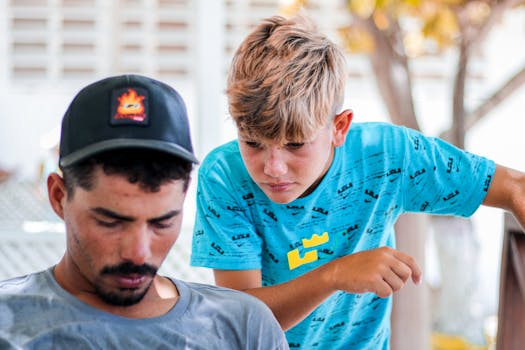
[245,141,262,149]
[286,142,304,150]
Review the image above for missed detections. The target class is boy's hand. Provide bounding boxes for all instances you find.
[328,247,422,298]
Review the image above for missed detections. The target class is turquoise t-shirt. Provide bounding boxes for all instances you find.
[191,122,495,349]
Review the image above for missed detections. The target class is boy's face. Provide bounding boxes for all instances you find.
[48,167,186,307]
[238,111,351,204]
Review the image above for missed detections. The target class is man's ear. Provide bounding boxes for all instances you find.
[332,109,353,147]
[47,172,67,220]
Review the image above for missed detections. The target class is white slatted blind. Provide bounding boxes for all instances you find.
[4,0,364,88]
[5,0,195,86]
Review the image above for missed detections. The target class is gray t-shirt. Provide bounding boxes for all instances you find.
[0,267,288,350]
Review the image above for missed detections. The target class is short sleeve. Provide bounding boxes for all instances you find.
[400,127,495,216]
[191,147,263,270]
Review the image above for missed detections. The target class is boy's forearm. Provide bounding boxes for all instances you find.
[243,262,337,331]
[227,247,421,330]
[483,164,525,230]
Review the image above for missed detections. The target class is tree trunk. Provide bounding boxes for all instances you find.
[451,43,468,149]
[363,17,420,130]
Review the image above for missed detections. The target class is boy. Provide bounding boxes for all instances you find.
[190,15,525,349]
[0,74,288,350]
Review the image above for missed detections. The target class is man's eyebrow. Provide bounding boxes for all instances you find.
[91,207,134,222]
[148,210,180,223]
[90,208,180,223]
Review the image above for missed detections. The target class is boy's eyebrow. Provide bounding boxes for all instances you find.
[90,208,180,223]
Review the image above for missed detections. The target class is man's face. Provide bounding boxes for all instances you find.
[238,123,337,204]
[57,168,186,306]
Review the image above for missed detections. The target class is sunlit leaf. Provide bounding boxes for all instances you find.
[280,0,308,17]
[373,10,390,30]
[338,25,375,53]
[339,0,517,55]
[403,30,425,57]
[404,0,422,7]
[421,6,459,48]
[465,1,491,26]
[439,0,465,5]
[348,0,377,18]
[376,0,393,10]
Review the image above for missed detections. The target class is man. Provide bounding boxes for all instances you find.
[190,15,525,349]
[0,74,288,350]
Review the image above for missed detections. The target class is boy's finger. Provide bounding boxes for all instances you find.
[393,251,423,285]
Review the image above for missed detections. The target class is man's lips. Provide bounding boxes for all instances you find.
[113,274,148,289]
[101,262,157,289]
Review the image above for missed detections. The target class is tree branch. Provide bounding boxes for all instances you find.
[360,17,420,130]
[440,63,525,139]
[465,64,525,130]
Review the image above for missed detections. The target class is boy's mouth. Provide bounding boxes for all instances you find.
[266,182,292,192]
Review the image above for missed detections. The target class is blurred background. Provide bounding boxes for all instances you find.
[0,0,524,349]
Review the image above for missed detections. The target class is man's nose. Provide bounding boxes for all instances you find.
[120,226,151,266]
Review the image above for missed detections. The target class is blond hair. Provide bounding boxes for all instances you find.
[227,15,347,142]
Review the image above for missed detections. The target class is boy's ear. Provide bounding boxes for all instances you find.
[332,109,353,147]
[47,172,67,220]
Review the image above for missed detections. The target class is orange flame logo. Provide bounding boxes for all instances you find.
[114,88,146,122]
[117,89,145,114]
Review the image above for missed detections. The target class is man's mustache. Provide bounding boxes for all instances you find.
[101,262,158,276]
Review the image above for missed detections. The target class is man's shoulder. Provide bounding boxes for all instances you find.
[180,280,259,301]
[171,279,287,348]
[0,270,48,294]
[177,280,272,313]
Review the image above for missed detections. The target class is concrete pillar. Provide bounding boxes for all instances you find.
[195,0,226,159]
[391,213,430,350]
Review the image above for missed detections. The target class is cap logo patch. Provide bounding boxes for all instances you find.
[111,87,149,125]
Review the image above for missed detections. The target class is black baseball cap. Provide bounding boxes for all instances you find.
[59,74,199,168]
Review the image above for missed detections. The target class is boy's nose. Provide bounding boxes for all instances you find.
[264,150,288,178]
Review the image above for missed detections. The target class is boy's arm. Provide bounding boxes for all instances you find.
[215,247,422,330]
[483,164,525,229]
